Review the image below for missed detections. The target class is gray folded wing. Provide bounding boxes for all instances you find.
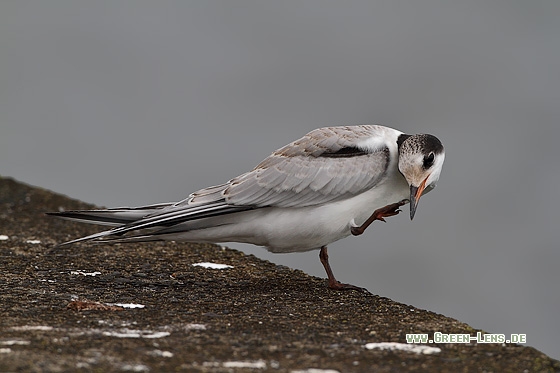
[49,125,395,246]
[220,125,393,208]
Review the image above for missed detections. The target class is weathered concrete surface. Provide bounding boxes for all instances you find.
[0,176,558,372]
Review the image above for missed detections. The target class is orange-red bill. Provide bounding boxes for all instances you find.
[409,175,429,220]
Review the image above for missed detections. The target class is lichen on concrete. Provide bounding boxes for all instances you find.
[0,176,558,372]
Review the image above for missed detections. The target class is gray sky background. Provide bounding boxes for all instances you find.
[1,0,559,359]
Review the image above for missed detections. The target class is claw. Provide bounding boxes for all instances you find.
[320,246,366,291]
[350,200,406,236]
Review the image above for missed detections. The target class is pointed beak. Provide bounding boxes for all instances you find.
[409,176,429,220]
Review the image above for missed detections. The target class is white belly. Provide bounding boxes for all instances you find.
[170,171,409,253]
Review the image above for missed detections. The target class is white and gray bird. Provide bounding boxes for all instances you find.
[48,125,445,290]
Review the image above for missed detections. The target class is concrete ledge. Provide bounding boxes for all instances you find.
[0,176,558,372]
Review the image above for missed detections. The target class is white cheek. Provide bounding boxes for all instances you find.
[400,156,423,177]
[428,157,445,185]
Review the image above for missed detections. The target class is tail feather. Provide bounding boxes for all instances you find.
[53,229,119,248]
[47,201,252,247]
[47,203,175,247]
[45,203,173,226]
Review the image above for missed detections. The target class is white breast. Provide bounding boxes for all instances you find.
[174,164,409,253]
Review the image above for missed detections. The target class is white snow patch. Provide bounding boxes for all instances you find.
[204,360,266,369]
[364,342,441,355]
[11,326,53,331]
[26,239,41,244]
[101,329,170,339]
[121,363,150,372]
[223,360,267,369]
[192,262,233,269]
[71,271,102,276]
[0,348,12,354]
[0,235,9,241]
[184,323,206,331]
[96,320,136,327]
[147,349,173,358]
[0,340,31,346]
[291,369,341,373]
[9,326,173,341]
[109,303,145,309]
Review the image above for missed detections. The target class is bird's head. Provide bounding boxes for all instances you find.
[397,133,445,220]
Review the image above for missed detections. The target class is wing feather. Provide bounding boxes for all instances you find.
[49,125,403,247]
[223,125,399,208]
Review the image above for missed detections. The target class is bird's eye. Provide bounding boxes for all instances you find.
[423,153,435,168]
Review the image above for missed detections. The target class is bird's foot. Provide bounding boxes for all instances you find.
[327,279,368,292]
[319,246,369,292]
[351,199,409,236]
[374,198,409,222]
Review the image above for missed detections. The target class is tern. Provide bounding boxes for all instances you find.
[47,125,445,290]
